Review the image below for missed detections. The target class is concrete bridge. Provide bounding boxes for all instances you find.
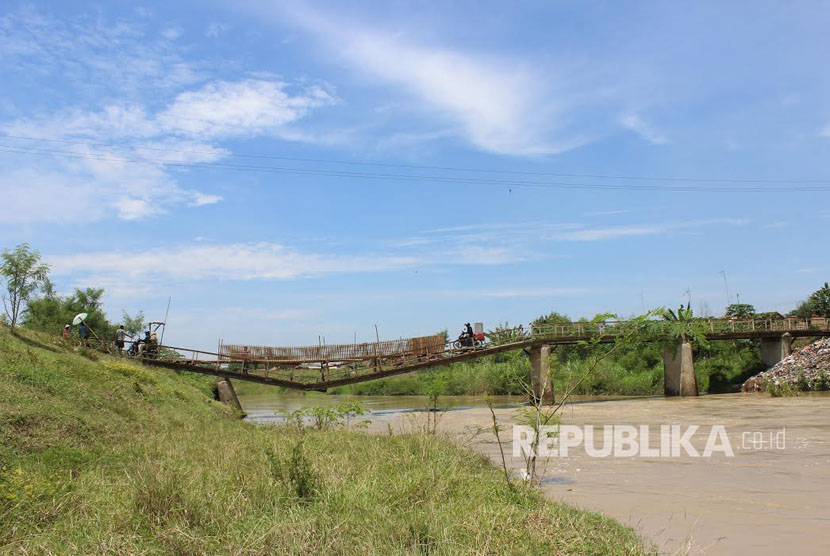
[142,317,830,403]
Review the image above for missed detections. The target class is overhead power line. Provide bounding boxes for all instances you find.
[6,143,830,193]
[2,143,830,192]
[4,132,830,185]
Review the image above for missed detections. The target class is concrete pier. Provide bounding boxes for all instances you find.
[663,340,698,397]
[217,378,243,411]
[760,332,793,369]
[529,344,555,405]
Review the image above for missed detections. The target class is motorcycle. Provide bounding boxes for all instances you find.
[126,337,140,357]
[453,332,486,349]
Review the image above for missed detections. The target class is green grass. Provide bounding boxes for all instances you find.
[0,326,650,555]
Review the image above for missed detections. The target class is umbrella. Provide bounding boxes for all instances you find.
[72,313,88,326]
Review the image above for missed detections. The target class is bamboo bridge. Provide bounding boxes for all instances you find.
[140,317,830,400]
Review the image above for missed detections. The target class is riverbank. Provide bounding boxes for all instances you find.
[337,393,830,556]
[0,327,650,554]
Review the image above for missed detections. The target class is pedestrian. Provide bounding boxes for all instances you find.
[115,325,127,356]
[241,346,250,375]
[78,322,89,347]
[62,324,70,340]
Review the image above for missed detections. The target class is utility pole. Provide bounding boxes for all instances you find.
[719,270,730,309]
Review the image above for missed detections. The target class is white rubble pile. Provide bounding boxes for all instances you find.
[742,337,830,392]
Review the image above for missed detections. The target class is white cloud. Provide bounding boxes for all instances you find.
[48,242,421,283]
[189,193,223,206]
[583,209,631,217]
[0,6,204,93]
[157,80,336,138]
[0,5,339,224]
[0,161,216,223]
[6,79,337,143]
[205,22,230,38]
[405,218,747,250]
[551,218,747,241]
[0,168,103,224]
[267,4,591,156]
[555,225,662,241]
[619,113,669,145]
[44,235,546,292]
[1,78,337,223]
[161,27,183,41]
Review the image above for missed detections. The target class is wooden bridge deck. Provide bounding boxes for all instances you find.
[140,317,830,391]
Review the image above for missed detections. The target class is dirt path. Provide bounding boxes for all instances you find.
[375,393,830,555]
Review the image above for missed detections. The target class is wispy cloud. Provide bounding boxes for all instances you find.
[48,242,421,283]
[0,6,203,95]
[5,79,337,142]
[554,225,663,241]
[156,80,337,139]
[45,236,535,292]
[582,209,631,217]
[0,6,338,223]
[551,218,747,242]
[619,113,669,145]
[398,218,747,253]
[258,4,594,156]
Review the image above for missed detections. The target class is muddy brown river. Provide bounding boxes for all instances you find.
[241,392,830,555]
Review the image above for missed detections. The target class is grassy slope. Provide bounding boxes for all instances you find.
[0,327,649,555]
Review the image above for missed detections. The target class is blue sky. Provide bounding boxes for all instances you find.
[1,1,829,350]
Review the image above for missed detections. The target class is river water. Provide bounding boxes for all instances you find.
[239,391,830,556]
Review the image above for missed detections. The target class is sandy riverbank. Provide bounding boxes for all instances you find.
[370,393,830,555]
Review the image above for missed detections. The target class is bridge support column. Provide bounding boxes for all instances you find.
[663,341,698,397]
[217,378,243,411]
[760,333,793,369]
[529,344,554,405]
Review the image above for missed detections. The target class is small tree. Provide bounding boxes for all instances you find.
[654,303,710,348]
[725,303,755,320]
[121,310,145,338]
[794,282,830,318]
[0,243,50,331]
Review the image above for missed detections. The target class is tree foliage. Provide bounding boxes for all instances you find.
[725,303,755,320]
[532,311,571,326]
[639,304,711,350]
[24,287,117,340]
[121,310,145,337]
[487,322,528,346]
[0,243,50,330]
[793,282,830,318]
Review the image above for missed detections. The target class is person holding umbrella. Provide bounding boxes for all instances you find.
[78,322,89,344]
[73,313,101,349]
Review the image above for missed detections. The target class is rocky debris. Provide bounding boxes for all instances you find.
[742,337,830,392]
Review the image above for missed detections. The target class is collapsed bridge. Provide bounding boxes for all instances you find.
[140,317,830,401]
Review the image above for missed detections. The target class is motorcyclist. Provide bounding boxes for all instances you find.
[458,323,475,347]
[138,330,152,356]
